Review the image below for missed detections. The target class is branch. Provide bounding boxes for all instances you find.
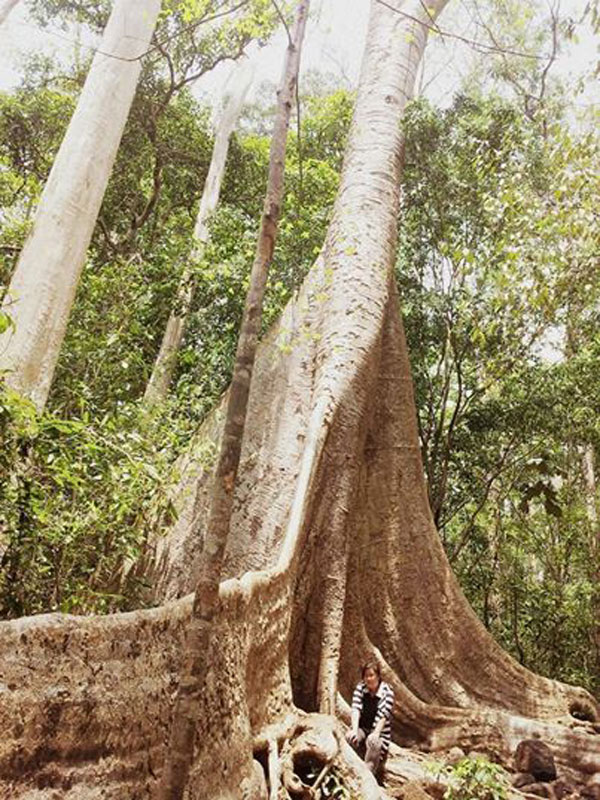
[154,36,176,96]
[96,216,122,258]
[374,0,549,60]
[130,152,164,236]
[270,0,293,46]
[419,0,446,43]
[14,0,253,65]
[445,434,533,560]
[172,36,251,92]
[537,0,560,105]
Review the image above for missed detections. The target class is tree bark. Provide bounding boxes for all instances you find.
[0,0,161,411]
[143,60,255,407]
[158,5,309,799]
[581,444,600,685]
[0,0,19,27]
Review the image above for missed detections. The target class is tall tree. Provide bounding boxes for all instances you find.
[0,0,20,27]
[0,0,161,410]
[581,444,600,673]
[0,2,599,800]
[144,59,255,407]
[159,3,309,797]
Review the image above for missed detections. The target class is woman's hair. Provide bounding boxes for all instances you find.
[361,660,381,680]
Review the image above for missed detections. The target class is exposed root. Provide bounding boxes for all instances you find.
[269,738,281,800]
[255,713,396,800]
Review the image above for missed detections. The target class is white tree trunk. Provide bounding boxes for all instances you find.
[0,0,162,411]
[143,60,254,407]
[0,0,20,27]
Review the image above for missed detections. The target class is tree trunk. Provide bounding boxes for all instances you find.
[143,60,255,407]
[581,444,600,685]
[0,2,599,799]
[0,0,161,411]
[0,0,20,27]
[158,4,309,799]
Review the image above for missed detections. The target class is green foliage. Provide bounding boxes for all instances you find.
[398,93,600,694]
[41,85,215,415]
[441,757,510,800]
[0,310,13,335]
[300,89,354,171]
[29,0,111,30]
[170,90,351,420]
[0,383,183,617]
[320,766,357,798]
[0,86,75,286]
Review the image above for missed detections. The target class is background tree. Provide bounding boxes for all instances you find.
[0,0,162,410]
[144,58,255,406]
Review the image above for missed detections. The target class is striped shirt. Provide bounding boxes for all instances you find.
[351,680,394,752]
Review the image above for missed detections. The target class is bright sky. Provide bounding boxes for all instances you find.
[0,0,598,117]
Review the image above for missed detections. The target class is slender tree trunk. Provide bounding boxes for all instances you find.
[581,444,600,681]
[0,0,162,411]
[143,61,255,407]
[0,0,20,27]
[158,4,310,799]
[566,319,599,685]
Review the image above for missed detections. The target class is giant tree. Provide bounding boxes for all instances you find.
[0,1,598,799]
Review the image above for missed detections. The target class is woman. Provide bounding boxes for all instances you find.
[346,661,395,775]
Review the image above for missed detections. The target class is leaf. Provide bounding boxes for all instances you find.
[0,311,14,335]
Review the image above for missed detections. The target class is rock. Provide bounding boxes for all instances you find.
[512,773,536,788]
[582,785,600,800]
[525,782,551,798]
[446,747,465,765]
[399,780,436,800]
[515,740,557,782]
[588,774,600,787]
[421,781,446,800]
[551,778,577,799]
